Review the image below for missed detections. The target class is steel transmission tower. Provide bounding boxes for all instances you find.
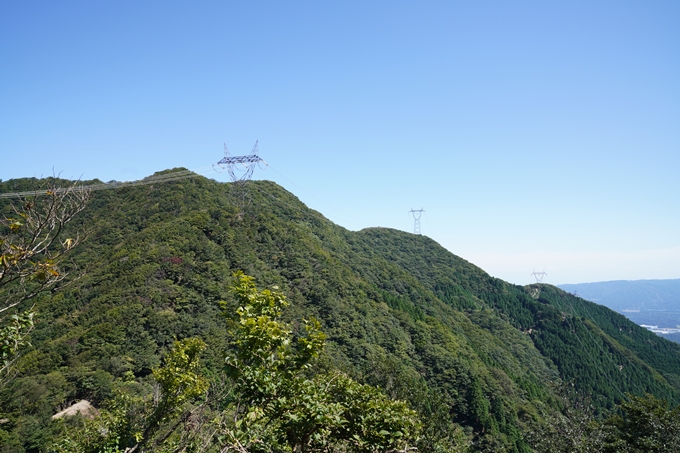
[409,208,425,235]
[531,269,548,283]
[214,140,266,215]
[215,140,264,182]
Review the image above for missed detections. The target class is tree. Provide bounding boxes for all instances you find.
[601,393,680,452]
[49,337,209,453]
[49,273,420,453]
[217,272,421,453]
[0,180,89,385]
[528,392,680,453]
[525,386,605,453]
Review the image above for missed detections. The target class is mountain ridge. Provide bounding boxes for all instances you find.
[2,171,680,452]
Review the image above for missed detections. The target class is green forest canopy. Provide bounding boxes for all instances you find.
[1,172,680,452]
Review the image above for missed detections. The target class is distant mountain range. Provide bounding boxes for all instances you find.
[558,279,680,343]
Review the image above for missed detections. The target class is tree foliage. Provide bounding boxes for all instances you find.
[2,174,680,451]
[49,337,208,453]
[0,180,88,385]
[218,272,421,453]
[528,392,680,453]
[47,273,420,453]
[601,393,680,452]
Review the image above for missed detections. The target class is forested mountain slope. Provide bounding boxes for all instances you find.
[558,279,680,344]
[2,171,680,452]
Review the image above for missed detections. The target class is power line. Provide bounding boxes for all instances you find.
[266,164,358,223]
[212,140,267,215]
[549,292,629,401]
[422,210,433,237]
[1,140,266,201]
[569,295,639,373]
[0,166,215,199]
[249,183,331,224]
[214,140,265,182]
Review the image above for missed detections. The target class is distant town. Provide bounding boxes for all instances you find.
[640,325,680,335]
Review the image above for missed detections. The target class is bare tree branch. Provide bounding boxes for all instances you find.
[0,178,89,385]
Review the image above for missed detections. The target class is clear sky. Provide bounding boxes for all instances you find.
[2,1,679,285]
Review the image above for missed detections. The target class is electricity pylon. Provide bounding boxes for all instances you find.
[409,208,425,235]
[215,140,264,182]
[531,269,547,283]
[214,140,266,216]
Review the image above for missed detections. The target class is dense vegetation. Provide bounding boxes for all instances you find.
[1,171,680,452]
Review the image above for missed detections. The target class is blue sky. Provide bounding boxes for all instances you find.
[2,1,679,285]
